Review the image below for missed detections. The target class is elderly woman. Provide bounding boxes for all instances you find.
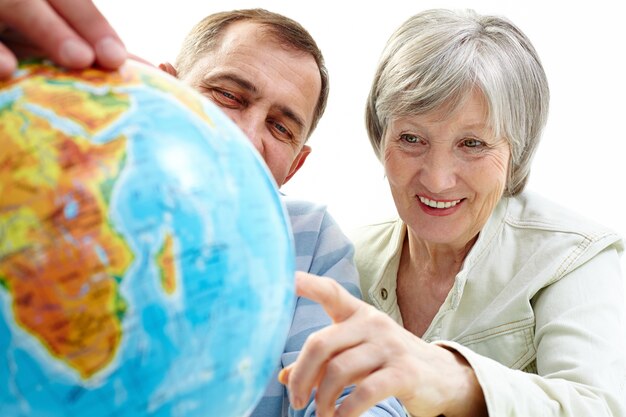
[281,9,626,417]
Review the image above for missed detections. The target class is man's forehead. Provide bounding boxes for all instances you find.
[217,21,281,51]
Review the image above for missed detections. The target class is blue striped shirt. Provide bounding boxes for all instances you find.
[250,197,406,417]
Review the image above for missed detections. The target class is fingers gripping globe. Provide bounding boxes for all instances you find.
[0,61,295,417]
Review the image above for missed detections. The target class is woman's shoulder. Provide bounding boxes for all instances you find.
[502,191,623,271]
[348,218,402,250]
[348,218,406,274]
[506,191,620,241]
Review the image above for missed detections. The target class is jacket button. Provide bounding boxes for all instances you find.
[380,288,388,300]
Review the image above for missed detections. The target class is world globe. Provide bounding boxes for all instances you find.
[0,61,295,417]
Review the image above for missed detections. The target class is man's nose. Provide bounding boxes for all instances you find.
[235,114,264,154]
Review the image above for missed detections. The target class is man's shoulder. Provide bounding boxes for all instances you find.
[281,196,357,282]
[281,195,346,246]
[282,195,327,218]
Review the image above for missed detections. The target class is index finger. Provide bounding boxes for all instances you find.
[295,271,363,323]
[0,40,18,78]
[0,0,125,70]
[0,0,94,68]
[49,0,126,68]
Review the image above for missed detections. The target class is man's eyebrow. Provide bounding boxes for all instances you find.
[205,73,258,94]
[205,72,307,135]
[276,105,306,136]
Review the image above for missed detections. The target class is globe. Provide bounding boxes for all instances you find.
[0,60,295,417]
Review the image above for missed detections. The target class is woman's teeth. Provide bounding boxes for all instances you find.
[418,196,462,209]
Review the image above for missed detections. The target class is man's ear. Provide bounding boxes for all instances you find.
[283,145,311,185]
[158,62,178,78]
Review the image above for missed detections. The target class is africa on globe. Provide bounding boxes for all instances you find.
[0,60,295,417]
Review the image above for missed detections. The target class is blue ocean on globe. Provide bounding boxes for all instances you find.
[0,61,295,417]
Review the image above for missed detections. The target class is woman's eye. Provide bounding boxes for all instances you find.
[463,138,484,148]
[400,134,421,144]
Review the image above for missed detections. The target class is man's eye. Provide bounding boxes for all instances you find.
[272,122,288,134]
[209,89,241,108]
[220,90,237,101]
[268,121,299,145]
[268,120,290,136]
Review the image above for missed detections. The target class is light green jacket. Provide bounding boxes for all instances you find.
[351,191,626,416]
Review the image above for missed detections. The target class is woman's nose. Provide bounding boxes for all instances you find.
[420,150,456,193]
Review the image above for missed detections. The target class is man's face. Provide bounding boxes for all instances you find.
[176,21,321,187]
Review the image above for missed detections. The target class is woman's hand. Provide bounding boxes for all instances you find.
[0,0,126,78]
[280,272,487,417]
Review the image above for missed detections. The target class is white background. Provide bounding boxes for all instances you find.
[95,0,626,289]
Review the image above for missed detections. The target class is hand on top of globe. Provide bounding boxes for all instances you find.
[0,0,126,79]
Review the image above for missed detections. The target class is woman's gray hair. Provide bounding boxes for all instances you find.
[365,9,549,196]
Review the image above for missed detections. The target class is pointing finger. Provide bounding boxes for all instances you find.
[295,272,362,324]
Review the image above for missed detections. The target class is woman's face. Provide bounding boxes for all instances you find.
[382,89,510,248]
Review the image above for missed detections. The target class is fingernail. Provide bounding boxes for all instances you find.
[59,39,94,67]
[278,368,288,384]
[95,37,127,68]
[0,54,17,78]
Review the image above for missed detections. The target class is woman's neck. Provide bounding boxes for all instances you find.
[396,229,478,336]
[404,228,477,279]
